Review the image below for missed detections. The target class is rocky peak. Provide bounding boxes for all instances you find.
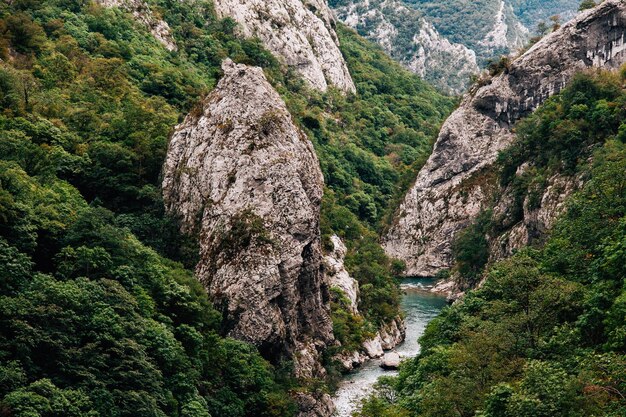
[162,59,333,381]
[95,0,177,51]
[214,0,356,93]
[384,0,626,277]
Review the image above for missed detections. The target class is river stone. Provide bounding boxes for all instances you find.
[380,352,401,370]
[362,337,384,358]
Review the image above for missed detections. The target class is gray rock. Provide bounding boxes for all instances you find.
[214,0,355,93]
[489,173,581,261]
[162,59,333,381]
[362,337,384,359]
[324,235,406,372]
[334,349,369,370]
[325,235,359,313]
[95,0,177,51]
[384,0,626,278]
[295,392,335,417]
[378,316,406,350]
[334,316,406,372]
[380,352,401,370]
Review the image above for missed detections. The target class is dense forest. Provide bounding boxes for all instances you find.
[0,0,453,415]
[357,70,626,417]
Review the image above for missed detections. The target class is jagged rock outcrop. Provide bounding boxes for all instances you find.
[385,0,626,278]
[489,172,583,261]
[333,316,406,371]
[213,0,355,93]
[96,0,177,51]
[332,0,479,94]
[162,60,333,386]
[325,235,359,313]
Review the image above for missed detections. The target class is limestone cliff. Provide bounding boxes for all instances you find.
[324,235,359,314]
[332,0,479,94]
[213,0,355,93]
[384,0,626,278]
[96,0,177,51]
[162,60,333,384]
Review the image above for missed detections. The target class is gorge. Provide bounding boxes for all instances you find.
[0,0,625,417]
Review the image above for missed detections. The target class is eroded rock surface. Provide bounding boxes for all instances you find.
[325,235,359,313]
[214,0,355,93]
[162,60,333,382]
[385,0,626,277]
[380,351,400,369]
[96,0,177,51]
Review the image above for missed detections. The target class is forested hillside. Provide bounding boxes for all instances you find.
[0,0,453,415]
[357,70,626,417]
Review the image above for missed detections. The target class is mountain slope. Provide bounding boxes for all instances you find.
[357,69,626,417]
[384,0,626,279]
[330,0,479,94]
[330,0,581,93]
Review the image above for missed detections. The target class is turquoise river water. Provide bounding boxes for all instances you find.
[332,278,447,416]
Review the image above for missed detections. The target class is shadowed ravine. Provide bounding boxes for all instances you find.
[333,279,447,416]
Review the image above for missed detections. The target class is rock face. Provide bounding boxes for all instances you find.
[325,235,359,313]
[96,0,177,51]
[332,0,479,94]
[477,0,529,52]
[162,60,333,381]
[333,316,405,371]
[489,172,582,261]
[213,0,355,93]
[384,0,626,277]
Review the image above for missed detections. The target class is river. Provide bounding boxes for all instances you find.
[332,278,447,417]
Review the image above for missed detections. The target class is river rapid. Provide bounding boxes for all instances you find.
[332,278,447,417]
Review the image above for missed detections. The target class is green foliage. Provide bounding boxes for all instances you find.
[452,210,493,284]
[0,1,304,416]
[579,0,597,11]
[499,71,624,185]
[321,192,402,333]
[357,73,626,417]
[0,0,456,413]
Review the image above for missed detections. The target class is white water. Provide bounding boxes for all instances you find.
[332,278,447,417]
